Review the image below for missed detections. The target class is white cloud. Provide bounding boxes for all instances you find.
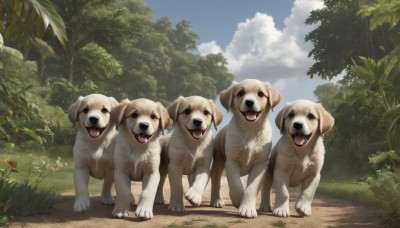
[197,41,222,56]
[197,0,324,84]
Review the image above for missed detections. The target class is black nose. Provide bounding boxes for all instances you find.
[89,116,99,125]
[245,99,254,107]
[293,122,303,130]
[193,118,203,127]
[139,122,149,130]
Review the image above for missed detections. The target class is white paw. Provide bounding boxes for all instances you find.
[184,188,202,206]
[112,207,129,218]
[238,205,258,219]
[135,205,153,220]
[73,198,90,213]
[273,206,290,218]
[259,203,273,212]
[210,198,225,208]
[101,196,115,205]
[168,201,185,213]
[295,199,312,217]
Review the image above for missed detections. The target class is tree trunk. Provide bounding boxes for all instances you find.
[67,55,74,82]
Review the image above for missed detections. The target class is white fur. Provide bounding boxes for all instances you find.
[210,79,281,219]
[68,94,118,213]
[156,96,223,213]
[111,98,170,220]
[261,99,334,217]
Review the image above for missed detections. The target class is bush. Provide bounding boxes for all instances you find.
[368,169,400,218]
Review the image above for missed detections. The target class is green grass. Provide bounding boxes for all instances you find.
[228,219,245,224]
[0,148,103,193]
[317,181,376,206]
[271,221,287,228]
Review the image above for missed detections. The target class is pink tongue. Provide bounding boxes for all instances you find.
[137,134,148,143]
[90,128,101,138]
[294,134,306,146]
[245,111,257,121]
[192,130,203,139]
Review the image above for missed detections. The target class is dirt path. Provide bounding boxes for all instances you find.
[9,176,384,228]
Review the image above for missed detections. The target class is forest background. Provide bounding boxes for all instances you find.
[0,0,399,225]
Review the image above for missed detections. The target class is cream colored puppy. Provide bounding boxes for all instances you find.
[111,98,170,220]
[210,79,281,219]
[262,99,334,217]
[156,96,223,212]
[68,94,118,213]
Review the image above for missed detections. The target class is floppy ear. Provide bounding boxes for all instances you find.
[219,85,235,111]
[275,105,286,133]
[266,84,281,111]
[167,96,184,122]
[318,104,334,135]
[68,96,84,126]
[158,102,171,135]
[110,100,129,130]
[209,99,224,130]
[108,97,119,108]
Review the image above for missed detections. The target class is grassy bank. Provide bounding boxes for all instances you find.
[0,148,103,194]
[317,181,376,206]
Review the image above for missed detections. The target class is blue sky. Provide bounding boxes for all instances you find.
[145,0,335,141]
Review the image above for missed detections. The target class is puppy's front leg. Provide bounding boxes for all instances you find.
[272,169,291,218]
[155,161,167,205]
[101,171,114,205]
[239,162,266,218]
[112,169,132,218]
[136,172,160,220]
[185,164,210,206]
[295,174,320,217]
[210,153,225,208]
[73,167,90,213]
[259,168,273,212]
[168,164,185,212]
[225,160,244,208]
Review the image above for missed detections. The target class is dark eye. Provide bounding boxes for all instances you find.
[151,114,157,119]
[101,108,108,113]
[237,90,245,96]
[131,112,138,118]
[204,110,210,116]
[258,91,264,97]
[82,108,89,114]
[307,114,316,120]
[184,108,191,115]
[288,112,294,119]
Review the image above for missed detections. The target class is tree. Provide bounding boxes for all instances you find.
[305,0,399,80]
[0,0,67,46]
[0,0,66,145]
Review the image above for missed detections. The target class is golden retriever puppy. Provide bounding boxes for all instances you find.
[261,99,334,217]
[210,79,281,219]
[68,94,118,213]
[110,98,170,220]
[156,96,223,212]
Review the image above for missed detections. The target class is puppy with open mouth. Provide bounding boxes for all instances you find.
[261,99,334,217]
[156,96,223,213]
[210,79,281,219]
[68,94,119,213]
[110,98,170,220]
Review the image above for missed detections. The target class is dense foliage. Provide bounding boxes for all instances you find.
[308,0,400,219]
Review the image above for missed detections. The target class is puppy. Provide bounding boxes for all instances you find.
[111,98,170,220]
[210,79,281,218]
[156,96,223,212]
[68,94,118,213]
[262,99,334,217]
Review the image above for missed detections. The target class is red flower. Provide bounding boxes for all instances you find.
[6,160,17,169]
